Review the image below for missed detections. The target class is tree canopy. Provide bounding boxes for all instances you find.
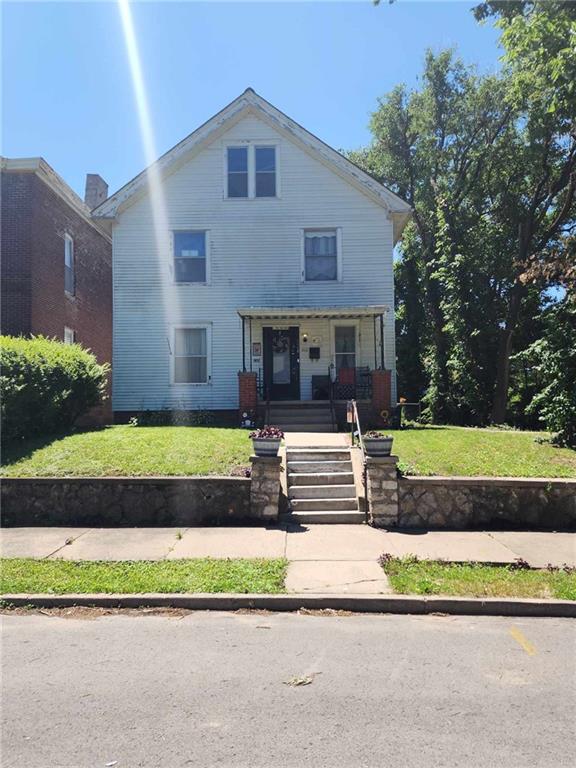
[354,0,575,441]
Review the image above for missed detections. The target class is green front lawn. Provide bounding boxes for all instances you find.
[382,556,576,600]
[2,424,574,478]
[0,558,287,595]
[391,426,576,478]
[2,426,252,477]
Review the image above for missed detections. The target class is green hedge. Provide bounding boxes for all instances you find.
[1,336,109,442]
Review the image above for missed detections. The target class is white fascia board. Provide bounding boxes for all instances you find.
[92,89,412,223]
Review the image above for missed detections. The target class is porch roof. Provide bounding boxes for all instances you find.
[237,305,389,320]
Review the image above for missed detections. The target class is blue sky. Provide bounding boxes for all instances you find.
[2,1,502,198]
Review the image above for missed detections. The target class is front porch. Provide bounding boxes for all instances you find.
[237,306,394,430]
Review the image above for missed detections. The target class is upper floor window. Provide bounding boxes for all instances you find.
[173,231,207,283]
[64,234,75,295]
[304,229,338,281]
[226,145,277,198]
[173,326,210,384]
[64,326,75,345]
[255,146,276,197]
[227,147,248,198]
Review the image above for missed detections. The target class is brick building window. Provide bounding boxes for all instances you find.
[64,327,75,344]
[64,234,75,295]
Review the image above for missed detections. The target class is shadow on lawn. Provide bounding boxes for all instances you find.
[1,426,111,468]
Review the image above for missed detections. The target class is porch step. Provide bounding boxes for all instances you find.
[280,510,365,525]
[270,412,333,424]
[276,423,336,433]
[287,460,353,473]
[289,484,356,500]
[267,403,334,433]
[289,471,355,486]
[286,449,351,462]
[289,497,359,512]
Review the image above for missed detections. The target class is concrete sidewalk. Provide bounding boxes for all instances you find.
[2,525,574,595]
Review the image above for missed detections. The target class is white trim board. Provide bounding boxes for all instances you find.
[92,89,411,241]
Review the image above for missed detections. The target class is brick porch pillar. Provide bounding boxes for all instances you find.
[371,369,392,427]
[238,371,257,426]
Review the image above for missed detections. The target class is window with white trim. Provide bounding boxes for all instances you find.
[174,327,210,383]
[304,229,338,281]
[64,234,75,295]
[173,231,207,283]
[255,146,276,197]
[64,326,75,345]
[226,145,277,198]
[334,326,356,371]
[227,147,249,198]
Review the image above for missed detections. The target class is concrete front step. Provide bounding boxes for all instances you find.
[287,460,353,473]
[286,449,351,462]
[289,471,355,487]
[289,497,359,512]
[280,510,365,524]
[289,484,356,500]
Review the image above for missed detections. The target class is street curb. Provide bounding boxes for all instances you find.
[2,593,575,617]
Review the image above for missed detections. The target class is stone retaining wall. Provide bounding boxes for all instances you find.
[1,477,251,527]
[398,476,576,530]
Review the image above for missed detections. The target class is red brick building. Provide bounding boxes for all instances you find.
[1,157,112,370]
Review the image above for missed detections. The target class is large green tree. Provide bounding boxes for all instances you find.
[350,51,514,423]
[355,0,575,425]
[475,0,576,422]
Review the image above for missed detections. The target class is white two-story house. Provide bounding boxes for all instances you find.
[93,89,411,428]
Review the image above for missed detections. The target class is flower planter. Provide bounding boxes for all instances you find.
[364,436,394,457]
[252,437,282,457]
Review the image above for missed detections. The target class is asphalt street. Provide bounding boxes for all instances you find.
[1,610,575,767]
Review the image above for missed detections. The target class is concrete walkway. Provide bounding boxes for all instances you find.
[2,526,575,595]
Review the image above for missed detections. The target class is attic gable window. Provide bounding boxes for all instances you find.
[255,146,276,197]
[227,147,248,198]
[226,145,277,199]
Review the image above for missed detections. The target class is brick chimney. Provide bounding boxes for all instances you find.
[84,174,108,210]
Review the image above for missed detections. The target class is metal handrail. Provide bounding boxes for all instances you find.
[349,399,369,523]
[328,365,336,431]
[349,399,366,461]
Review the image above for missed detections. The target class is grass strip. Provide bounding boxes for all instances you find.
[380,556,576,600]
[0,558,287,595]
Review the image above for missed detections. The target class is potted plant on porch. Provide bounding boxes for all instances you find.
[250,426,284,457]
[364,431,394,457]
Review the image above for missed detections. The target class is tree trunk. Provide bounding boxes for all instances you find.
[425,273,451,423]
[491,281,525,424]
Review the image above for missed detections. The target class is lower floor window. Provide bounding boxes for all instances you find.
[334,325,356,371]
[174,327,209,383]
[64,326,75,344]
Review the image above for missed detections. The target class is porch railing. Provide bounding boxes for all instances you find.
[348,398,368,523]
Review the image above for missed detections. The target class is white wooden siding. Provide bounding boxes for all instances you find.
[112,113,396,411]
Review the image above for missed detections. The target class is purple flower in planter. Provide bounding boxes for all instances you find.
[250,426,285,440]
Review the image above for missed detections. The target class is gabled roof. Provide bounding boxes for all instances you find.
[1,156,111,241]
[92,88,412,241]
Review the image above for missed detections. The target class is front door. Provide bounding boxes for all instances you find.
[263,327,300,400]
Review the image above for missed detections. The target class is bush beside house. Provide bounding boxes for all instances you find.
[0,336,109,442]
